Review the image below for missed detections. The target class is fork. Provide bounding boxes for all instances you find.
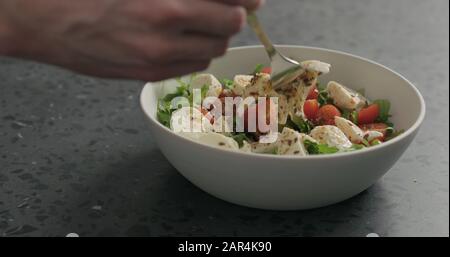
[247,12,304,89]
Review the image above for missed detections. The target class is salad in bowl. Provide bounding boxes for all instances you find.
[157,61,403,156]
[142,45,425,210]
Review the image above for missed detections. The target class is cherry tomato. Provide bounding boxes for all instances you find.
[358,104,380,124]
[304,99,320,121]
[307,85,319,100]
[261,67,272,74]
[317,104,342,125]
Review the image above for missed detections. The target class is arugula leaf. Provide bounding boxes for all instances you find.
[342,110,359,125]
[361,138,371,147]
[341,144,367,152]
[316,144,340,154]
[201,85,209,99]
[269,148,278,155]
[385,121,395,127]
[373,99,391,123]
[163,93,181,102]
[221,79,234,90]
[157,78,193,128]
[344,111,356,124]
[290,116,314,134]
[158,97,171,111]
[157,109,172,128]
[385,127,395,135]
[385,129,405,141]
[232,133,251,148]
[157,99,173,128]
[350,144,366,151]
[304,140,340,155]
[342,111,350,120]
[318,90,333,106]
[351,111,359,125]
[253,64,264,74]
[175,78,191,95]
[370,139,382,146]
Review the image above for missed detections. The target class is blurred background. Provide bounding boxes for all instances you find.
[0,0,448,236]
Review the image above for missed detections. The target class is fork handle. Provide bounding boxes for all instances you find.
[247,12,277,59]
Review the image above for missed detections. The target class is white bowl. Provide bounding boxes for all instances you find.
[140,46,426,210]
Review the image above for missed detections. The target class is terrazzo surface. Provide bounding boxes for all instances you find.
[0,0,448,237]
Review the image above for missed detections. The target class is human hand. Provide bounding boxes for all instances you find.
[0,0,264,81]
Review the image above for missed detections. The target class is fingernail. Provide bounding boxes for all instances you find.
[257,0,266,9]
[236,7,247,30]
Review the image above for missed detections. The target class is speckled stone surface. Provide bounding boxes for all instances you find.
[0,0,448,237]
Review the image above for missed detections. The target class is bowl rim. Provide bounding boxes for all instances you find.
[140,45,426,160]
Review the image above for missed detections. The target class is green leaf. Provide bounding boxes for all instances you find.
[221,79,234,90]
[350,144,366,151]
[163,93,181,102]
[342,110,358,124]
[385,121,395,127]
[318,90,332,106]
[175,78,188,91]
[269,148,278,155]
[385,127,395,135]
[157,98,167,110]
[188,73,197,85]
[201,85,209,99]
[373,99,391,123]
[371,139,382,146]
[385,129,405,141]
[342,110,350,119]
[351,111,359,125]
[157,78,194,128]
[304,140,340,155]
[253,64,264,74]
[232,133,251,148]
[361,138,371,147]
[316,144,340,154]
[175,77,193,96]
[290,116,314,134]
[157,99,172,128]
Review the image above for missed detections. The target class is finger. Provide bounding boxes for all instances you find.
[168,33,230,61]
[124,60,212,81]
[125,32,229,63]
[209,0,265,11]
[71,60,211,82]
[181,0,246,37]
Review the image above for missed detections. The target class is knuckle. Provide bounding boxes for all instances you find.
[156,1,188,26]
[143,39,172,62]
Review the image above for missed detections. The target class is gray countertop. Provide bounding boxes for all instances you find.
[0,0,448,237]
